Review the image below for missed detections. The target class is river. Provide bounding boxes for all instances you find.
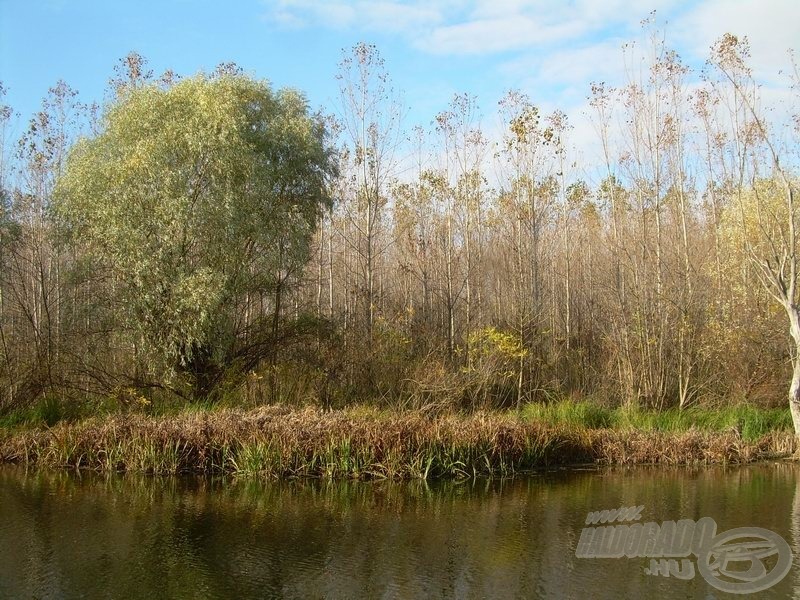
[1,463,798,599]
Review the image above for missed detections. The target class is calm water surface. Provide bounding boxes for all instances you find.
[1,463,799,599]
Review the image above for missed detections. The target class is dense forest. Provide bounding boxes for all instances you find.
[0,26,798,435]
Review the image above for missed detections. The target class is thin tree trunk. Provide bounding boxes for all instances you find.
[787,304,800,437]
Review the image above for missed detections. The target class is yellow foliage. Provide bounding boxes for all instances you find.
[467,327,527,379]
[111,386,151,409]
[717,177,792,267]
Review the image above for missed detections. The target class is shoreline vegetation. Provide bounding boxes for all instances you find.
[2,35,800,463]
[1,402,796,479]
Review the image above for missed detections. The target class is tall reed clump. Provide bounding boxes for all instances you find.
[0,406,795,479]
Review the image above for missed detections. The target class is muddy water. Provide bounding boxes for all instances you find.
[0,463,798,599]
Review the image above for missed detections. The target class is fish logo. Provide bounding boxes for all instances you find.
[697,527,793,594]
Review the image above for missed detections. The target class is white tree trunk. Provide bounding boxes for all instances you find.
[786,304,800,439]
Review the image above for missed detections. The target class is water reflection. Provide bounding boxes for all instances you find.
[0,463,798,599]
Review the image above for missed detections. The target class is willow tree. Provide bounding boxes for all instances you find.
[55,71,335,399]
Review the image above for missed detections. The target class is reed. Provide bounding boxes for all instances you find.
[1,405,795,479]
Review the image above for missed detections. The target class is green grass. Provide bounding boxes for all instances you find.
[0,395,109,430]
[522,399,615,429]
[521,399,794,441]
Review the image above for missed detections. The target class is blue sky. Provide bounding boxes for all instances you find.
[1,0,798,166]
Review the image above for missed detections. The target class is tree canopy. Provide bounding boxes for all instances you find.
[55,72,335,396]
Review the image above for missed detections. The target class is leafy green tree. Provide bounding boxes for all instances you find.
[55,71,335,399]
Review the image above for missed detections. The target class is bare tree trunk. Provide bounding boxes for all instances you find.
[787,304,800,436]
[328,215,334,318]
[446,199,455,361]
[316,226,323,317]
[516,210,525,408]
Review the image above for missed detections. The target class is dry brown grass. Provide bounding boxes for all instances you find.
[0,406,795,479]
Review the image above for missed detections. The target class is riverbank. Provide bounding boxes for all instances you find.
[0,405,796,478]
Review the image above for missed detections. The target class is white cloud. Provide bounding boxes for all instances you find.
[470,0,544,20]
[314,2,357,28]
[501,38,628,88]
[572,0,681,29]
[269,8,306,28]
[261,0,798,173]
[674,0,800,82]
[264,0,444,33]
[264,0,678,55]
[362,2,443,33]
[263,0,796,70]
[416,15,586,55]
[416,0,687,56]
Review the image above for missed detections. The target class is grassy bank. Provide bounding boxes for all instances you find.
[521,400,794,441]
[0,403,796,479]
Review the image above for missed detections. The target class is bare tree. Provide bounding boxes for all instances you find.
[709,34,800,437]
[335,43,402,345]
